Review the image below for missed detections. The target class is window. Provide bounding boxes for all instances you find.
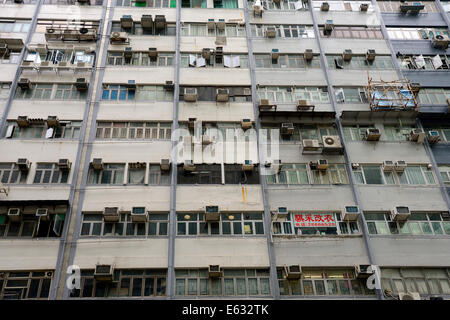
[384,125,415,141]
[417,88,450,105]
[70,269,166,298]
[102,85,173,102]
[399,55,449,70]
[107,52,174,67]
[255,54,321,69]
[87,164,125,185]
[0,163,28,184]
[248,0,309,10]
[33,163,69,184]
[312,1,373,11]
[181,53,248,68]
[438,165,450,185]
[0,212,65,238]
[179,87,252,102]
[327,55,394,70]
[176,212,264,236]
[0,20,31,33]
[111,21,176,36]
[378,1,438,13]
[0,83,10,99]
[181,23,245,37]
[257,87,329,103]
[320,26,383,39]
[0,271,52,300]
[80,213,168,237]
[101,85,134,101]
[343,125,374,141]
[175,269,270,296]
[96,122,171,140]
[214,0,238,8]
[278,268,374,296]
[250,24,315,38]
[177,164,221,184]
[182,0,207,7]
[5,121,81,140]
[116,0,175,7]
[335,87,368,103]
[365,212,450,236]
[354,165,435,185]
[266,163,349,185]
[273,212,359,236]
[14,84,87,100]
[381,268,450,296]
[387,27,449,40]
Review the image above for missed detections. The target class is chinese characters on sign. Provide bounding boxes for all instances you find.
[294,213,336,228]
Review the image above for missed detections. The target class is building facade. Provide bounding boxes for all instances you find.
[0,0,449,300]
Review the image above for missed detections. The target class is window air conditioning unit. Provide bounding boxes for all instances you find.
[281,123,294,135]
[317,159,329,170]
[58,159,71,171]
[141,15,153,29]
[285,265,302,279]
[321,2,329,11]
[242,160,254,171]
[360,3,369,11]
[75,78,88,91]
[131,207,148,222]
[92,158,103,170]
[160,159,170,171]
[253,1,263,15]
[322,135,343,153]
[18,78,31,90]
[342,206,360,221]
[355,265,374,279]
[432,34,450,50]
[148,47,158,58]
[258,99,274,111]
[217,19,225,31]
[36,208,49,220]
[366,49,376,62]
[391,206,411,221]
[184,88,197,102]
[427,130,440,144]
[302,139,321,151]
[272,207,288,221]
[0,43,8,55]
[123,47,132,59]
[271,48,279,60]
[395,160,407,172]
[205,205,220,222]
[207,19,215,30]
[352,163,360,170]
[46,116,59,127]
[409,129,425,143]
[382,160,395,171]
[184,160,195,172]
[164,81,174,91]
[342,49,353,61]
[94,264,114,281]
[202,48,213,60]
[17,158,31,171]
[400,2,424,13]
[304,49,313,61]
[154,15,166,30]
[324,20,334,31]
[7,208,21,222]
[399,292,421,300]
[241,119,252,130]
[17,116,30,127]
[103,207,119,222]
[265,159,282,172]
[120,15,133,28]
[110,32,128,44]
[365,128,381,141]
[216,88,229,102]
[265,26,276,38]
[208,265,223,278]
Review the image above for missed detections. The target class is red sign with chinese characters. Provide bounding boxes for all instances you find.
[293,213,336,228]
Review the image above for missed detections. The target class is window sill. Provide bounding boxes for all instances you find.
[273,234,362,239]
[368,234,450,240]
